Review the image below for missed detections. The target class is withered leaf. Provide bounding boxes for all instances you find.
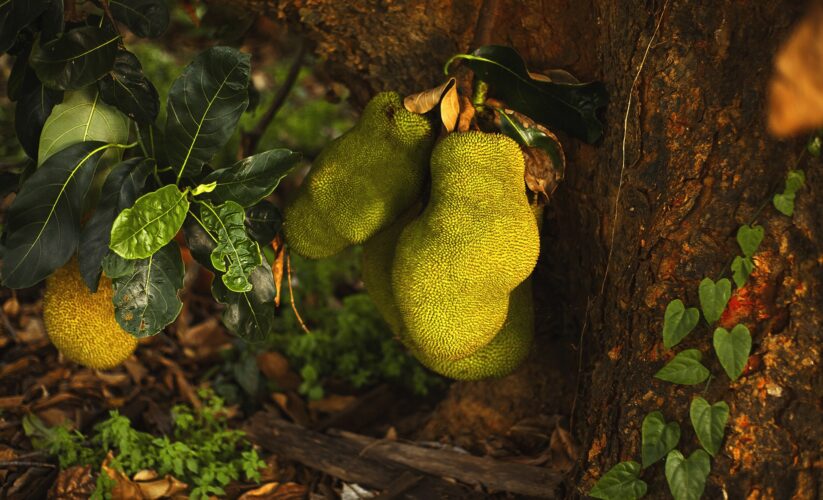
[404,78,459,130]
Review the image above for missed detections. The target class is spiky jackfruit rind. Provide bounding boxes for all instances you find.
[43,259,138,369]
[283,91,435,259]
[392,131,540,361]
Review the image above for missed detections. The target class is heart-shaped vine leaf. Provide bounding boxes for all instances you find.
[641,411,681,468]
[589,461,647,500]
[79,157,154,291]
[785,169,805,193]
[713,324,751,381]
[165,46,250,181]
[654,349,710,385]
[203,148,301,207]
[110,185,190,259]
[109,0,170,38]
[662,299,700,349]
[0,0,52,53]
[99,49,160,124]
[731,256,754,288]
[690,397,729,456]
[199,201,262,293]
[103,242,184,337]
[736,224,764,258]
[698,277,731,324]
[773,192,795,216]
[665,449,711,500]
[446,45,608,143]
[211,261,277,343]
[30,25,119,90]
[0,141,121,288]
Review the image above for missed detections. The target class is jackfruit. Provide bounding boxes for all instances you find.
[392,131,539,361]
[43,259,137,369]
[283,91,435,259]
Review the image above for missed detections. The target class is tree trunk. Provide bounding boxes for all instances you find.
[224,0,822,497]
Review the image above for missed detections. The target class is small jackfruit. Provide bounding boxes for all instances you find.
[43,259,137,369]
[283,91,435,259]
[392,131,539,361]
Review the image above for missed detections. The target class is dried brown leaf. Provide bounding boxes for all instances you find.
[768,5,823,137]
[50,465,95,500]
[102,453,146,499]
[134,472,188,499]
[308,394,356,414]
[178,317,231,361]
[457,95,476,132]
[403,79,456,115]
[440,83,460,132]
[238,481,307,499]
[271,235,285,307]
[257,351,301,391]
[2,296,20,318]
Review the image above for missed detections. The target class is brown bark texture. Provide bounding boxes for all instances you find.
[219,0,823,497]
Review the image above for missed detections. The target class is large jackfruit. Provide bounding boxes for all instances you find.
[43,259,137,369]
[392,131,539,361]
[283,92,435,259]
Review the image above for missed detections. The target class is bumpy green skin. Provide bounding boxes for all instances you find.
[411,281,534,380]
[392,131,539,361]
[283,92,435,259]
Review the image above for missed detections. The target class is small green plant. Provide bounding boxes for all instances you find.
[24,389,264,499]
[591,162,808,500]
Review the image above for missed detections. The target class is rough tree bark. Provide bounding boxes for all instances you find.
[220,0,822,497]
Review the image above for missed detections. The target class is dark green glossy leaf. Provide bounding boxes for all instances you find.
[203,149,300,207]
[137,121,165,164]
[496,108,566,183]
[200,200,262,293]
[662,299,699,349]
[245,200,281,245]
[14,83,63,158]
[698,278,731,324]
[654,349,710,385]
[182,213,217,272]
[665,450,710,500]
[103,242,184,337]
[447,45,607,143]
[0,0,51,53]
[589,461,647,500]
[30,25,119,90]
[1,141,122,288]
[110,184,190,259]
[99,49,159,124]
[212,261,276,343]
[731,256,753,288]
[165,46,250,180]
[713,325,751,381]
[736,224,763,258]
[39,0,63,43]
[109,0,169,38]
[689,397,729,456]
[8,41,36,101]
[641,411,680,468]
[79,157,154,291]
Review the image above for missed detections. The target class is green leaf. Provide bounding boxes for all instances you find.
[654,349,710,385]
[736,224,763,258]
[79,157,154,291]
[191,182,217,196]
[182,215,217,272]
[110,185,191,259]
[689,397,729,456]
[698,278,731,324]
[665,449,711,500]
[203,149,301,207]
[713,325,751,381]
[445,45,608,143]
[199,201,262,293]
[14,83,63,159]
[245,200,281,245]
[30,25,119,90]
[807,134,822,157]
[641,411,680,468]
[103,242,184,337]
[1,141,119,288]
[785,169,805,194]
[730,256,753,288]
[662,299,699,349]
[496,109,565,180]
[211,262,277,343]
[589,461,647,500]
[772,192,795,216]
[38,87,131,165]
[0,0,51,53]
[98,49,160,124]
[109,0,170,38]
[165,46,250,180]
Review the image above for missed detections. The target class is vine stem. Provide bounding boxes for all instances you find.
[286,254,311,335]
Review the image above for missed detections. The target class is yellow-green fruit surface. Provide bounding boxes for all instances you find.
[411,280,534,380]
[283,91,435,259]
[392,131,540,361]
[43,259,138,369]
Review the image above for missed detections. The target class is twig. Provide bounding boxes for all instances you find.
[570,0,669,434]
[286,254,311,334]
[242,39,308,157]
[0,461,56,469]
